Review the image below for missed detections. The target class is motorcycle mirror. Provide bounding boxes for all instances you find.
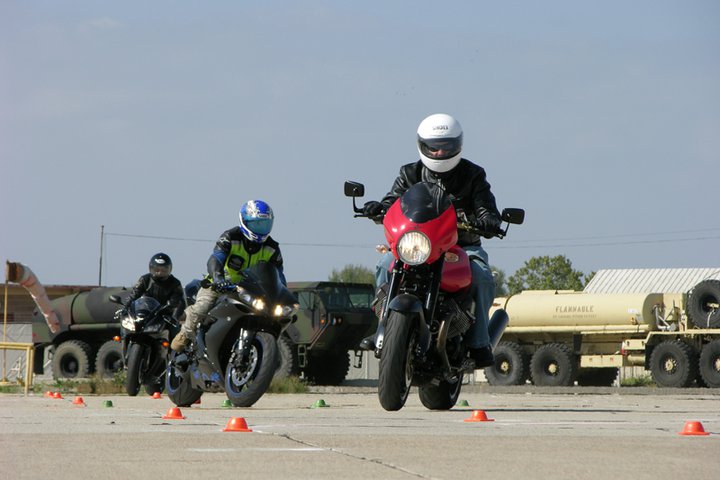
[501,208,525,225]
[109,294,122,304]
[344,181,365,198]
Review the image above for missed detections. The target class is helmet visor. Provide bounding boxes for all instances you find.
[418,134,462,160]
[245,217,273,236]
[150,265,171,279]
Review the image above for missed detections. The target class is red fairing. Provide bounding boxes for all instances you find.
[383,199,459,265]
[440,246,472,293]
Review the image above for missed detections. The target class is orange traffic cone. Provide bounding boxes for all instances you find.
[44,391,54,398]
[72,396,86,406]
[678,421,710,436]
[52,392,63,400]
[464,410,495,422]
[162,407,186,420]
[222,417,252,432]
[152,392,162,399]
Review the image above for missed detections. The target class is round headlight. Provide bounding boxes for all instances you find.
[396,231,431,265]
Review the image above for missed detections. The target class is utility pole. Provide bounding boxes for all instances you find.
[99,225,104,286]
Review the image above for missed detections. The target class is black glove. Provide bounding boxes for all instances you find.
[478,215,502,238]
[363,201,385,217]
[212,273,233,292]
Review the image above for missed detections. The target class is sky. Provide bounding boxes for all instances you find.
[2,1,719,289]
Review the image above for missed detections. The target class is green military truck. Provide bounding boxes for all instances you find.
[278,281,376,385]
[32,281,376,385]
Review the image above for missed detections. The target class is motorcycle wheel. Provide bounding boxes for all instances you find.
[125,343,148,396]
[418,379,462,410]
[166,352,203,407]
[378,311,416,411]
[225,332,278,408]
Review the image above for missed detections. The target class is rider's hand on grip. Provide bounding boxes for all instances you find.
[213,280,234,292]
[478,216,502,239]
[114,308,127,321]
[362,201,385,217]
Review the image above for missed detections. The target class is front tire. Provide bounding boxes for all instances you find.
[378,311,415,411]
[125,343,147,396]
[166,352,203,407]
[224,332,278,407]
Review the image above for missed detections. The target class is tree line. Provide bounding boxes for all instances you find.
[329,255,595,295]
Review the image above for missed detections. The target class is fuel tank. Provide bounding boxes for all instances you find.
[493,290,666,329]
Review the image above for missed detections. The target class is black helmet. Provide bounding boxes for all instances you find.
[149,253,172,281]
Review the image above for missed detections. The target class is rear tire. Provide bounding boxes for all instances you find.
[698,340,720,388]
[166,352,203,407]
[530,343,577,387]
[378,311,415,411]
[418,379,462,410]
[51,340,92,379]
[95,341,123,378]
[484,341,528,386]
[649,340,698,388]
[225,332,278,407]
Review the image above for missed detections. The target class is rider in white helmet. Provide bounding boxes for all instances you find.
[361,113,502,368]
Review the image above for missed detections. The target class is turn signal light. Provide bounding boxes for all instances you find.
[113,336,121,342]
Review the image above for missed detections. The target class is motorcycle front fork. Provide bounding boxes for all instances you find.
[232,329,257,368]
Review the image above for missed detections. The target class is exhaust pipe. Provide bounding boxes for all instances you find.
[488,308,509,349]
[6,262,61,333]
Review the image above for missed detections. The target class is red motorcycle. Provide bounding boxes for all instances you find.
[345,180,524,411]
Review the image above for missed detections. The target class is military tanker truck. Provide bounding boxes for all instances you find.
[33,281,376,385]
[485,276,720,388]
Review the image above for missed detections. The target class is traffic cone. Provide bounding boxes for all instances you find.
[44,391,54,398]
[678,421,710,436]
[103,400,114,408]
[152,392,162,399]
[311,399,329,408]
[52,392,63,399]
[464,410,495,422]
[72,396,86,406]
[222,417,252,432]
[162,407,185,420]
[458,400,470,407]
[222,399,232,408]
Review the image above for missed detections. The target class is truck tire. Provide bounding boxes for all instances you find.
[688,280,720,329]
[306,351,351,386]
[577,368,618,387]
[530,343,577,387]
[699,340,720,388]
[649,340,698,388]
[51,340,92,379]
[484,342,529,386]
[95,341,123,378]
[274,335,299,379]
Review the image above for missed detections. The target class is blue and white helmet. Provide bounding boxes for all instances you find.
[239,200,274,243]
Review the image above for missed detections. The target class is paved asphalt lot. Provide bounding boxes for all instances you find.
[1,386,718,480]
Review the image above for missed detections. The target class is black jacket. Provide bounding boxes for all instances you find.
[381,159,501,246]
[123,274,186,320]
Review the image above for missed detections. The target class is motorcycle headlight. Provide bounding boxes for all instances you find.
[396,231,431,265]
[238,288,266,312]
[273,304,299,317]
[121,318,136,331]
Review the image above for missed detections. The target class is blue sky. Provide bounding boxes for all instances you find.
[2,1,719,288]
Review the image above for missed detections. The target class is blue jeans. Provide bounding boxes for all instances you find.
[375,244,494,349]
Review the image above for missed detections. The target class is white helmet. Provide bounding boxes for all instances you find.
[417,113,463,173]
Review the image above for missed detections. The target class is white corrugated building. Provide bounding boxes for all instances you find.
[583,268,720,294]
